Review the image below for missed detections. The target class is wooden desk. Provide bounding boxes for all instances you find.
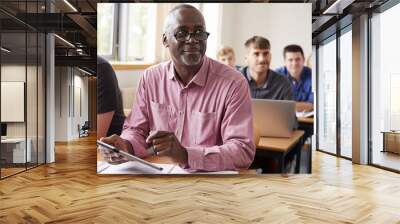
[97,153,256,174]
[381,131,400,154]
[258,130,304,152]
[297,116,314,138]
[297,117,314,124]
[297,117,314,173]
[257,130,304,173]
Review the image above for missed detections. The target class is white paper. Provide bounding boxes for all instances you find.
[97,161,239,174]
[97,161,175,174]
[296,111,314,118]
[170,165,239,175]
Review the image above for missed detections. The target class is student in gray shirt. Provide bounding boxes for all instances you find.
[240,36,293,100]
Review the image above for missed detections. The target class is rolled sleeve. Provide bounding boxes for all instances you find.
[186,146,205,170]
[185,79,256,171]
[119,74,150,158]
[97,62,117,114]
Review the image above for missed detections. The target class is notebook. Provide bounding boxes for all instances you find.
[296,110,314,118]
[97,161,238,174]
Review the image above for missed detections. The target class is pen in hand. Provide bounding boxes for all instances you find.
[147,145,157,156]
[146,130,157,156]
[145,130,174,156]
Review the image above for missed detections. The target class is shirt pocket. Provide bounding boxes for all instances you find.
[149,101,177,132]
[191,111,217,146]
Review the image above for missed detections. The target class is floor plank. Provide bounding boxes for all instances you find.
[0,135,399,223]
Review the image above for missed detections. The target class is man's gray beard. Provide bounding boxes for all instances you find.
[181,53,202,66]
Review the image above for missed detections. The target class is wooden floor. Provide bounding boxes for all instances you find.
[1,135,400,223]
[1,167,25,178]
[372,150,400,171]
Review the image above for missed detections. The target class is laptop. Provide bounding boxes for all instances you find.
[251,99,297,138]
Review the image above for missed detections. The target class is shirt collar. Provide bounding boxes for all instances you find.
[285,66,306,85]
[246,67,269,89]
[167,56,209,88]
[167,62,175,80]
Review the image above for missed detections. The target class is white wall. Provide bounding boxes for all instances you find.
[112,3,312,106]
[115,70,143,89]
[55,67,68,141]
[73,74,89,138]
[54,67,89,141]
[220,3,312,69]
[1,65,34,137]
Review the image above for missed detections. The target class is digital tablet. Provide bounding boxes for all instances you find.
[96,140,163,171]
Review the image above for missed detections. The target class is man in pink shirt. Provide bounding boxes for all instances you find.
[100,4,255,171]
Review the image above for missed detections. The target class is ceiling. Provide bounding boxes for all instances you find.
[0,0,98,74]
[265,0,389,43]
[309,0,389,43]
[0,0,394,74]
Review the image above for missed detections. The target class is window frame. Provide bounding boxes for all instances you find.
[368,0,400,173]
[97,3,118,61]
[98,3,221,69]
[315,23,353,161]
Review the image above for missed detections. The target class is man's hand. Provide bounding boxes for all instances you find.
[99,134,133,165]
[146,131,188,167]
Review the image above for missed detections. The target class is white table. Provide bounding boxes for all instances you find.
[1,138,31,163]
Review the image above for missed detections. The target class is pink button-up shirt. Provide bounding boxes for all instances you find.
[120,56,255,171]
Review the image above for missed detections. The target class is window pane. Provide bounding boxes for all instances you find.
[97,3,115,56]
[1,31,28,177]
[340,29,352,158]
[318,38,337,154]
[202,3,221,59]
[126,4,156,63]
[371,3,400,171]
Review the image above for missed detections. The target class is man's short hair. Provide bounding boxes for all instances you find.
[244,36,270,50]
[217,46,235,59]
[283,44,304,58]
[163,4,201,33]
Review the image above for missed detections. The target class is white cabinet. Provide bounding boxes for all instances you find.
[1,138,32,163]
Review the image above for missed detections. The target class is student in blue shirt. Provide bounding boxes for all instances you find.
[276,44,313,112]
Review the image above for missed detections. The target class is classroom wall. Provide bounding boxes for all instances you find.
[55,67,69,141]
[111,3,313,113]
[220,3,312,69]
[73,73,89,138]
[115,70,143,89]
[113,3,312,90]
[54,67,89,141]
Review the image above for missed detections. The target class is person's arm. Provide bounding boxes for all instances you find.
[296,83,314,112]
[97,60,119,138]
[97,111,115,140]
[119,74,150,158]
[185,79,256,171]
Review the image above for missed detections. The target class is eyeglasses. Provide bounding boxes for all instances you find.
[174,30,210,42]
